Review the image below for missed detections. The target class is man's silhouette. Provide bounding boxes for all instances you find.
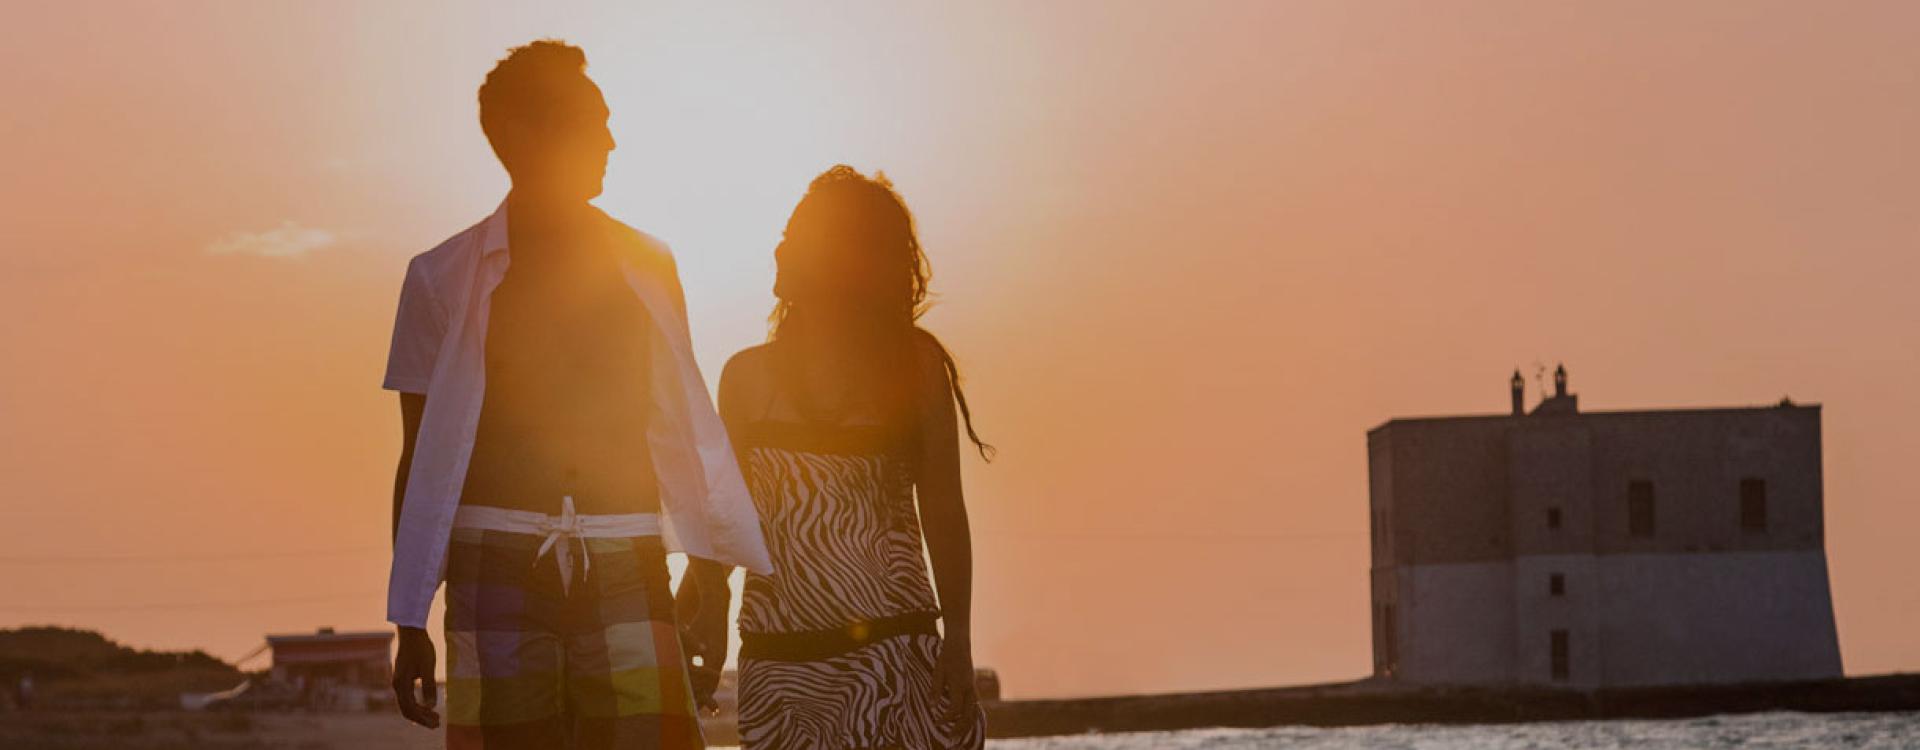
[381,40,770,749]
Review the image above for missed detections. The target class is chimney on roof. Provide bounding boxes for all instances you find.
[1529,362,1580,415]
[1510,369,1525,416]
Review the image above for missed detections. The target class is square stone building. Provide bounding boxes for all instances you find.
[1367,367,1842,688]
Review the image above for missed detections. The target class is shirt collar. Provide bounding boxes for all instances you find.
[478,199,617,261]
[479,199,511,257]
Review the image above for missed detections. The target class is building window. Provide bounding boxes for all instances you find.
[1628,480,1656,537]
[1373,510,1388,552]
[1549,573,1565,596]
[1382,604,1397,675]
[1547,507,1563,530]
[1740,478,1768,533]
[1372,605,1382,673]
[1551,629,1570,681]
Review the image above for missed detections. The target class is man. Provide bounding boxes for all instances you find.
[382,40,771,749]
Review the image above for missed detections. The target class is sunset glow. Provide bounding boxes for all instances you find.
[1,1,1916,702]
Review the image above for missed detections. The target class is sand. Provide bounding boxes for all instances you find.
[1,711,466,750]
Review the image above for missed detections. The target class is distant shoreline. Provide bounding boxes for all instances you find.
[981,673,1920,739]
[5,675,1915,748]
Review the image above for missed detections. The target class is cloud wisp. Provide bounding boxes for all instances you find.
[205,222,338,259]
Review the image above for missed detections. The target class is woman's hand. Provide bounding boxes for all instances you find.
[936,636,978,722]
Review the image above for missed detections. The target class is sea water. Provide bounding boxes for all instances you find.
[982,711,1919,749]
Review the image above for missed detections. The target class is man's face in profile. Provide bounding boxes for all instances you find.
[503,77,616,201]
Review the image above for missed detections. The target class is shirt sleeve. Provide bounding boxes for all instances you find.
[381,256,445,394]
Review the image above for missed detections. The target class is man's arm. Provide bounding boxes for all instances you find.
[393,392,425,540]
[390,392,439,729]
[677,556,731,712]
[674,349,761,710]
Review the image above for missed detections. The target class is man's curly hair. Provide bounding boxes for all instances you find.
[478,40,590,162]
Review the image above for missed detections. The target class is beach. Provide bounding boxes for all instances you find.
[4,709,1917,749]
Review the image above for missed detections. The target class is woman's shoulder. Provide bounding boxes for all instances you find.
[907,328,956,385]
[719,343,777,405]
[724,343,776,378]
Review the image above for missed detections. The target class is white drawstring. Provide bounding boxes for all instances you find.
[450,500,661,597]
[533,496,593,596]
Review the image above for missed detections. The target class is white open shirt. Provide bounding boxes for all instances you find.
[381,201,772,629]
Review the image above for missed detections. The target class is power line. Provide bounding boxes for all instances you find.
[0,590,382,613]
[232,642,272,667]
[984,530,1361,543]
[0,546,386,565]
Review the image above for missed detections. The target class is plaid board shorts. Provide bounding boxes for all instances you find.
[444,527,704,750]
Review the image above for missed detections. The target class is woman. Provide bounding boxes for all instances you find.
[678,165,991,749]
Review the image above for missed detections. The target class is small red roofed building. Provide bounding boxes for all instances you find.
[265,627,393,710]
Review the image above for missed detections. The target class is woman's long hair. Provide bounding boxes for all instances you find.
[769,165,993,460]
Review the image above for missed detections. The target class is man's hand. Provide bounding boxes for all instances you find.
[674,562,730,714]
[935,636,978,722]
[391,626,440,728]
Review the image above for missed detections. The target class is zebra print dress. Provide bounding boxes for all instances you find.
[733,419,986,750]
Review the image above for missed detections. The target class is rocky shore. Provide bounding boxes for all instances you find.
[983,674,1920,738]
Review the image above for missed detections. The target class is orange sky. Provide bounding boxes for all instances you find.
[1,2,1915,699]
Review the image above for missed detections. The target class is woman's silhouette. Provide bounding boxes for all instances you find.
[679,165,991,748]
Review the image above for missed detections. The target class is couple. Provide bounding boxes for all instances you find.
[383,41,990,750]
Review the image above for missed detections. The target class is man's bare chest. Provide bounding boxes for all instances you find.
[484,261,650,370]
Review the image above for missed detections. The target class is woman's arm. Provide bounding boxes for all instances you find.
[913,339,977,716]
